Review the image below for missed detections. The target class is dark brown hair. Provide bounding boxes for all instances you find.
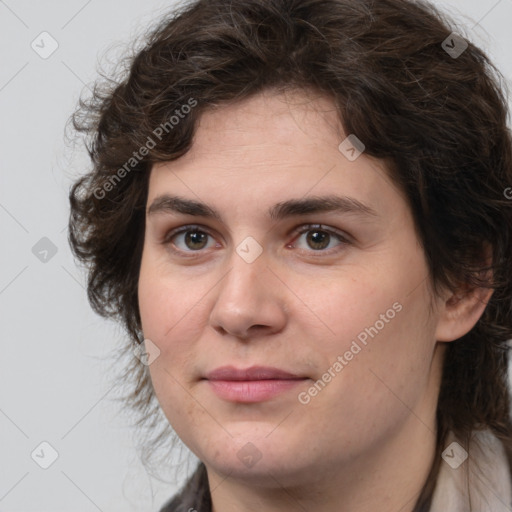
[68,0,512,509]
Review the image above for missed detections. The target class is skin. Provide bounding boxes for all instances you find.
[138,88,492,512]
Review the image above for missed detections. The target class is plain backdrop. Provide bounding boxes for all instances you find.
[1,0,512,511]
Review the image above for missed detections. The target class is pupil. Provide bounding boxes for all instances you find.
[186,231,207,250]
[308,230,329,250]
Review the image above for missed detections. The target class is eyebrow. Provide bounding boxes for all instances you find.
[147,194,378,222]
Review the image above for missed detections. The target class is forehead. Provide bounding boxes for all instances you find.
[147,89,406,223]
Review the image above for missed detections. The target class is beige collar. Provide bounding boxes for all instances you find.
[430,430,512,511]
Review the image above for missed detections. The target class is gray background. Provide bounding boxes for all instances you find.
[1,0,511,511]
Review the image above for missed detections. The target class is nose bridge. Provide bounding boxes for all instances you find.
[208,238,286,338]
[220,238,268,305]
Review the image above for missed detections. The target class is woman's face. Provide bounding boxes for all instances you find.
[138,89,446,491]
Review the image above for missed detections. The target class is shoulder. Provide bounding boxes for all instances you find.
[158,463,211,512]
[430,429,512,512]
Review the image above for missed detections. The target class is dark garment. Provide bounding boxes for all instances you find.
[159,463,212,512]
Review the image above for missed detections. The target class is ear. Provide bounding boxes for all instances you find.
[435,285,494,342]
[435,248,494,342]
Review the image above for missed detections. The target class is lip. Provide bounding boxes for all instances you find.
[203,366,308,403]
[205,365,302,381]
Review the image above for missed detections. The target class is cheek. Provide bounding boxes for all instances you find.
[137,265,200,416]
[138,266,201,433]
[137,253,219,402]
[304,272,408,357]
[306,255,437,404]
[309,282,437,430]
[138,252,205,347]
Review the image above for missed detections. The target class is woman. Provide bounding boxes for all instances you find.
[68,0,512,510]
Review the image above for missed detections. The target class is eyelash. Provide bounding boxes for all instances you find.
[162,224,351,258]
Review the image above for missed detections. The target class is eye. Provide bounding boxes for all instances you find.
[289,224,350,254]
[163,225,218,255]
[162,223,351,258]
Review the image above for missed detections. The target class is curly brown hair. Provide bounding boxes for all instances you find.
[68,0,512,509]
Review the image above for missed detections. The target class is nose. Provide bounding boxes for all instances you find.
[208,246,287,341]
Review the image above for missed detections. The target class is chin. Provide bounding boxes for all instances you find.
[199,437,318,487]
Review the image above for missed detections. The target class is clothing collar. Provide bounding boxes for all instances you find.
[430,429,512,511]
